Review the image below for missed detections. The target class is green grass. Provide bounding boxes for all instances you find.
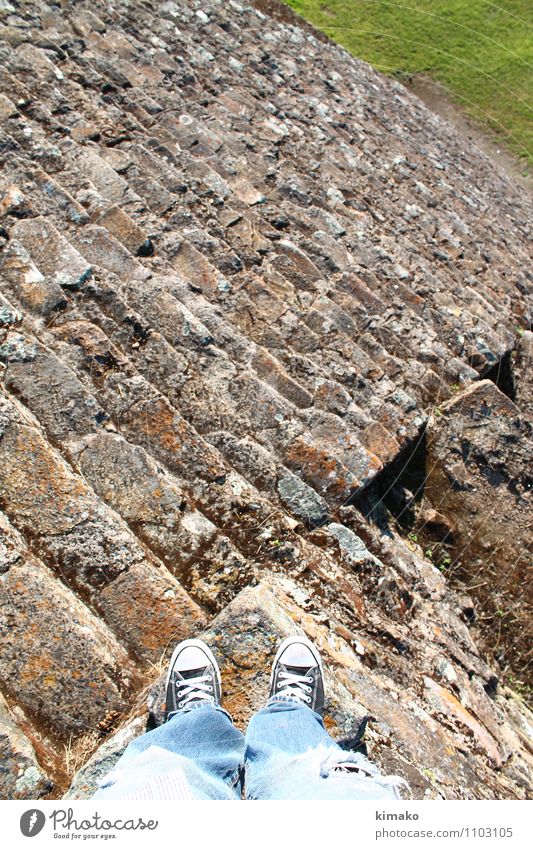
[284,0,533,167]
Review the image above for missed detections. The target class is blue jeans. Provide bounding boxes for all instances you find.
[93,699,405,800]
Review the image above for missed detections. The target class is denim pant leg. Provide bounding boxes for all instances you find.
[244,698,405,800]
[93,704,245,800]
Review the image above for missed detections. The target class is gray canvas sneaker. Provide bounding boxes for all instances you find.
[269,635,325,714]
[164,638,222,720]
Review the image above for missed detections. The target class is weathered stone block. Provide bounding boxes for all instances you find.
[0,184,32,218]
[74,432,252,609]
[76,226,149,280]
[0,240,67,315]
[69,149,136,205]
[277,472,328,527]
[253,347,313,409]
[121,278,214,348]
[0,296,22,331]
[4,334,107,442]
[514,330,533,419]
[170,240,230,298]
[424,678,502,767]
[0,548,137,738]
[100,382,227,484]
[0,694,52,800]
[98,560,206,660]
[327,524,382,570]
[31,168,89,225]
[0,93,18,122]
[64,716,147,800]
[284,431,357,500]
[0,394,205,661]
[96,206,154,256]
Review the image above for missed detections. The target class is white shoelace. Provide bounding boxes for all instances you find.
[275,670,313,704]
[175,672,215,708]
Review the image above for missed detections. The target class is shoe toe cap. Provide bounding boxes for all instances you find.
[279,640,317,669]
[175,644,212,672]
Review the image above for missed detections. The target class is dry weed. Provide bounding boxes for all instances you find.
[63,730,102,777]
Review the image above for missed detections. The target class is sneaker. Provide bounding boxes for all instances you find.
[164,638,222,719]
[269,635,325,714]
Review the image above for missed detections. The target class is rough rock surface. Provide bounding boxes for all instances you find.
[0,693,52,800]
[423,381,532,671]
[0,0,531,800]
[514,331,533,420]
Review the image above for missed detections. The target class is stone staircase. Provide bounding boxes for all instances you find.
[0,0,532,800]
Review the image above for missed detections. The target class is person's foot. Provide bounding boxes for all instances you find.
[269,635,325,714]
[164,638,222,720]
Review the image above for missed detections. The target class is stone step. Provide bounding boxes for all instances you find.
[1,2,515,451]
[167,228,244,286]
[0,691,53,800]
[1,314,250,608]
[152,271,387,453]
[306,294,400,380]
[68,8,108,39]
[76,225,151,281]
[228,276,396,410]
[0,240,67,317]
[212,209,271,268]
[2,324,107,444]
[0,0,531,807]
[152,133,232,201]
[49,283,335,527]
[0,181,35,218]
[168,238,233,300]
[5,291,375,606]
[251,346,314,410]
[54,321,352,573]
[126,142,190,196]
[48,296,360,503]
[328,280,469,397]
[156,111,224,157]
[9,34,512,404]
[11,216,93,292]
[0,511,140,741]
[85,269,376,498]
[49,320,228,484]
[94,205,154,257]
[63,146,142,207]
[71,430,254,612]
[0,70,31,109]
[27,167,90,225]
[0,300,258,610]
[329,280,445,374]
[0,392,206,663]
